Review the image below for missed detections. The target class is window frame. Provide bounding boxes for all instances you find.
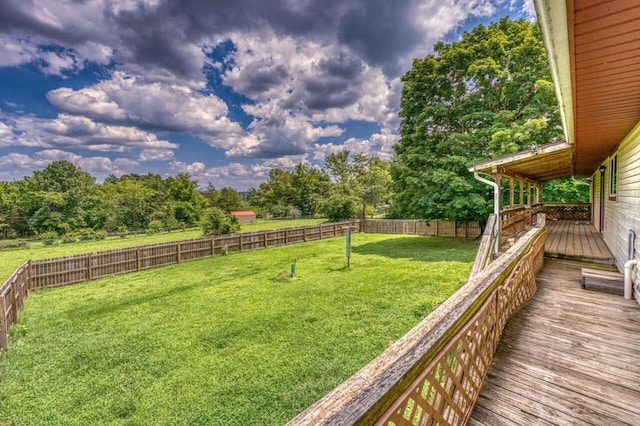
[608,153,618,200]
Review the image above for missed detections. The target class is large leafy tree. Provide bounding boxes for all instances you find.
[249,164,330,217]
[391,18,563,222]
[324,151,391,219]
[19,161,102,234]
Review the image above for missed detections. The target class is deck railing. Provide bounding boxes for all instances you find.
[288,215,546,426]
[536,203,591,221]
[470,214,498,277]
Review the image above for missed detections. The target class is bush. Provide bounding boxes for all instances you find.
[62,236,77,244]
[0,240,29,250]
[116,225,129,238]
[319,191,359,222]
[40,231,59,246]
[146,220,164,235]
[94,230,107,240]
[75,229,96,241]
[200,208,240,236]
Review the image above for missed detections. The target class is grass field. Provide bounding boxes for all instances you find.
[0,218,326,284]
[0,233,477,425]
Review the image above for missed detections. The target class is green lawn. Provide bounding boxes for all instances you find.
[0,234,476,425]
[0,219,326,284]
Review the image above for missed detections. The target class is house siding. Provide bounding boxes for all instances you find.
[600,124,640,271]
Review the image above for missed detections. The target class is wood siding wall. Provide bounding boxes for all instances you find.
[600,124,640,271]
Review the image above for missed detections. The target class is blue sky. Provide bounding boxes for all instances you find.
[0,0,535,190]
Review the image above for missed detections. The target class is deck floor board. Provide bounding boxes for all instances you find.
[469,259,640,426]
[544,220,614,264]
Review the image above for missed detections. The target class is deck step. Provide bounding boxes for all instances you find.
[581,267,624,295]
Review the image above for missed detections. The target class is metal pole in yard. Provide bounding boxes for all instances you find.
[345,227,352,268]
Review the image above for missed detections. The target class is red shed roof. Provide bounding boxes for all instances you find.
[230,211,256,216]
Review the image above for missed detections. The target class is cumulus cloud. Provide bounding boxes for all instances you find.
[313,132,399,161]
[1,113,178,159]
[0,149,139,177]
[170,159,296,189]
[0,0,524,184]
[46,72,260,155]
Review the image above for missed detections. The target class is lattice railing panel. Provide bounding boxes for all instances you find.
[379,289,499,426]
[375,228,546,426]
[541,204,591,221]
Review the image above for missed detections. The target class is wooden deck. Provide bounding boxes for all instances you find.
[470,258,640,425]
[544,220,615,264]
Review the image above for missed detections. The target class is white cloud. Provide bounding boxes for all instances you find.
[313,132,398,161]
[0,36,40,67]
[0,149,139,177]
[2,113,178,159]
[47,72,260,155]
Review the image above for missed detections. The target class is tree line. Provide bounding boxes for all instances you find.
[0,152,392,238]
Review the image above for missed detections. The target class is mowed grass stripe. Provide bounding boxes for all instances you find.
[0,234,476,425]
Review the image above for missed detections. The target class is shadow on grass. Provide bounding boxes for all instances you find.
[352,236,477,263]
[66,281,202,319]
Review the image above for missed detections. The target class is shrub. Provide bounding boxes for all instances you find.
[94,230,107,240]
[76,229,96,241]
[146,220,164,235]
[40,231,59,246]
[0,240,29,250]
[116,225,129,238]
[62,236,77,244]
[319,191,359,222]
[200,208,240,236]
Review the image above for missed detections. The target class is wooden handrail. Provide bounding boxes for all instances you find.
[288,215,546,425]
[470,214,498,277]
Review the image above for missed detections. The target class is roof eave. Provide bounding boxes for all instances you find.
[534,0,574,147]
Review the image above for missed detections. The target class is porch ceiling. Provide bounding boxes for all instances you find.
[471,141,573,182]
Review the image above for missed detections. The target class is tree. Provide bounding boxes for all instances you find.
[166,173,207,225]
[319,186,360,221]
[215,187,246,212]
[200,207,240,236]
[19,161,101,234]
[542,178,590,203]
[247,164,330,217]
[325,151,391,219]
[391,18,563,222]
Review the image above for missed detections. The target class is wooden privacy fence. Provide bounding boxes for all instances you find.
[288,215,546,426]
[0,218,481,351]
[361,219,481,238]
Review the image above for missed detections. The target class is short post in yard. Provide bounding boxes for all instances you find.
[345,226,352,268]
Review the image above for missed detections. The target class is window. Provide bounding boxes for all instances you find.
[609,153,618,198]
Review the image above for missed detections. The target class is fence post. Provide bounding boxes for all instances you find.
[136,248,141,272]
[0,299,7,351]
[303,226,307,241]
[285,229,288,245]
[264,232,268,248]
[9,277,18,324]
[87,253,93,280]
[435,220,439,236]
[177,242,182,263]
[211,236,215,255]
[239,235,243,252]
[27,261,32,293]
